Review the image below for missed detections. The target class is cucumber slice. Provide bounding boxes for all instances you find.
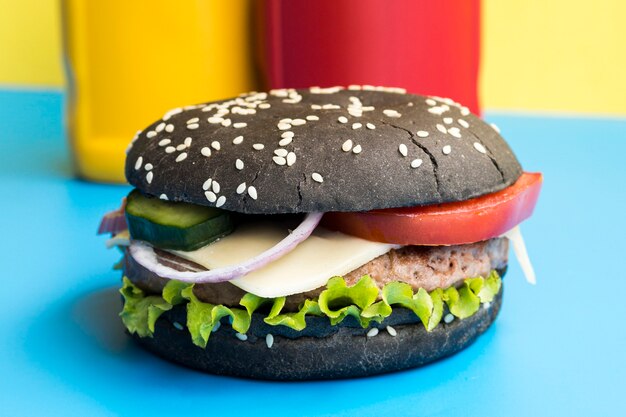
[125,189,234,251]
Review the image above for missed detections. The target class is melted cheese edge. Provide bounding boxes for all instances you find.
[171,222,396,298]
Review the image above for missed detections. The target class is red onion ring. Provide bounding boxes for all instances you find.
[97,198,127,235]
[128,212,324,283]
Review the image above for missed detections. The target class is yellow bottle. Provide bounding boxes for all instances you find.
[63,0,258,183]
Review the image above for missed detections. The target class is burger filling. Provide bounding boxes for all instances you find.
[103,173,541,347]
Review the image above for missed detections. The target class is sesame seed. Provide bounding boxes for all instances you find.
[436,124,447,134]
[274,148,288,157]
[273,156,286,165]
[306,115,319,121]
[338,116,348,124]
[426,98,437,106]
[202,178,212,190]
[221,119,232,127]
[211,141,220,150]
[461,107,471,116]
[146,131,157,138]
[342,140,353,152]
[144,163,153,171]
[458,119,469,128]
[173,321,184,330]
[165,146,175,154]
[201,147,212,157]
[205,191,217,203]
[236,182,247,194]
[212,181,220,193]
[175,152,188,162]
[366,123,376,130]
[159,194,168,200]
[352,122,362,130]
[399,144,408,157]
[233,135,244,145]
[444,117,453,124]
[186,117,199,124]
[176,144,187,151]
[484,302,491,309]
[416,130,429,138]
[490,123,501,133]
[291,118,306,126]
[444,313,455,324]
[146,171,153,184]
[386,326,397,336]
[411,158,423,168]
[216,196,226,208]
[277,123,291,130]
[165,124,174,133]
[279,137,293,146]
[134,156,143,170]
[428,107,446,115]
[281,131,295,138]
[156,122,165,132]
[235,333,248,341]
[352,144,362,154]
[258,103,271,109]
[252,143,264,150]
[311,104,322,110]
[248,186,258,200]
[448,127,462,138]
[322,104,340,109]
[235,159,244,170]
[474,142,487,154]
[366,328,379,337]
[208,117,223,124]
[442,145,452,155]
[383,109,401,118]
[158,138,171,146]
[348,108,362,117]
[234,122,247,129]
[286,152,296,166]
[266,333,274,348]
[408,102,414,106]
[312,172,324,183]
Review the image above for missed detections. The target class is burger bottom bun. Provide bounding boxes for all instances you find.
[132,287,503,380]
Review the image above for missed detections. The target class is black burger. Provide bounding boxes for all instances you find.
[99,86,542,380]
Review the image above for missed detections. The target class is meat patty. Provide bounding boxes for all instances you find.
[343,238,508,291]
[125,238,508,311]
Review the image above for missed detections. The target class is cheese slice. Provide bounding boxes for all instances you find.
[172,223,396,298]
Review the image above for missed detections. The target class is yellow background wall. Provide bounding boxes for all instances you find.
[1,0,625,114]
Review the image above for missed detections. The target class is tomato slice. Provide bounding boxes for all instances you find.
[323,172,542,245]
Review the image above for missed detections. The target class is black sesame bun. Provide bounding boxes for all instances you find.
[125,87,522,213]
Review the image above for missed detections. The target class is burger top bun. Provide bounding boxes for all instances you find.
[125,87,522,214]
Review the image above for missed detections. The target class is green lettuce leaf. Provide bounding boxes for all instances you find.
[162,280,190,305]
[119,277,172,337]
[318,275,380,327]
[380,282,438,330]
[182,286,251,348]
[264,300,322,331]
[119,271,502,345]
[444,284,481,319]
[427,288,444,331]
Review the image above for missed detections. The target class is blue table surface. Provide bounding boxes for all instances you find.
[1,89,625,417]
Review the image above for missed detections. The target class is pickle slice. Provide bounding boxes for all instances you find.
[125,189,233,251]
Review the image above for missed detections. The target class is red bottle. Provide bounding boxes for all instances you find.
[260,0,481,114]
